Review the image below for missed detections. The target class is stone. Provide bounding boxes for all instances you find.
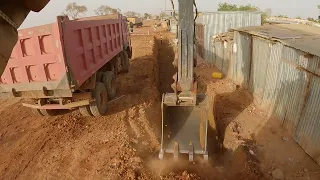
[272,168,284,180]
[131,157,142,163]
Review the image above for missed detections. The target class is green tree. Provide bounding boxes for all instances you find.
[217,3,258,11]
[217,2,238,11]
[62,2,87,19]
[307,17,319,23]
[160,12,169,19]
[144,13,151,19]
[124,11,139,17]
[265,8,272,16]
[277,14,288,18]
[238,4,258,11]
[94,5,120,16]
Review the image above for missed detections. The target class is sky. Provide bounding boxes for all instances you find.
[20,0,320,29]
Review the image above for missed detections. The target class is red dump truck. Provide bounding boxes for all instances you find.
[0,14,132,116]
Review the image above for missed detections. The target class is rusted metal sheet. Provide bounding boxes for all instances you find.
[235,24,320,59]
[294,76,320,166]
[282,45,320,76]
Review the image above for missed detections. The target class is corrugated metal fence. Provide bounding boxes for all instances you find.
[195,12,262,65]
[206,30,320,165]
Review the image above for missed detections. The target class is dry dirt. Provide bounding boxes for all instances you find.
[0,30,319,180]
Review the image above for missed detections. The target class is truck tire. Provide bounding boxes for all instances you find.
[89,82,108,116]
[32,108,44,116]
[79,106,93,116]
[39,109,57,116]
[122,51,130,73]
[96,71,104,82]
[35,99,57,116]
[102,71,116,100]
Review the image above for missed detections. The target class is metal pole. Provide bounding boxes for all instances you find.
[165,0,167,13]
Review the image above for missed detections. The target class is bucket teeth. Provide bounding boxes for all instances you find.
[171,83,177,92]
[189,142,194,162]
[171,73,178,92]
[173,141,179,162]
[159,150,164,160]
[159,93,209,162]
[172,73,177,81]
[203,153,209,162]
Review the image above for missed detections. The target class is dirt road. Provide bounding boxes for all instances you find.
[0,32,319,180]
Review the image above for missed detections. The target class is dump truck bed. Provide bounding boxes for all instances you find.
[0,14,130,98]
[127,17,142,25]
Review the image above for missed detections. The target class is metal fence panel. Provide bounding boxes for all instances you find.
[282,43,320,76]
[195,24,205,65]
[214,42,224,70]
[270,47,308,131]
[222,42,232,75]
[234,32,252,86]
[295,77,320,166]
[250,37,270,98]
[229,30,320,165]
[261,43,283,112]
[199,12,261,64]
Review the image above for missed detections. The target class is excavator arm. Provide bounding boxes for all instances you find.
[160,0,209,162]
[0,0,50,75]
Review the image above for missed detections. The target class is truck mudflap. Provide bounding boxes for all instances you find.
[159,94,209,162]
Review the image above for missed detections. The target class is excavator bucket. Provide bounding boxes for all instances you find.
[159,94,209,161]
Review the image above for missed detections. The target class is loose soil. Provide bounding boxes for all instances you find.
[0,30,319,180]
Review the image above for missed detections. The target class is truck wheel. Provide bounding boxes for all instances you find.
[89,82,108,116]
[122,51,130,73]
[96,71,104,82]
[35,99,57,116]
[32,108,44,116]
[79,106,93,116]
[102,71,116,100]
[39,109,57,116]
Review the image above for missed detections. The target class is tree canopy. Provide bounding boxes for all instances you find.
[217,3,258,11]
[62,2,87,19]
[277,14,288,18]
[144,13,151,19]
[124,11,140,18]
[94,5,120,16]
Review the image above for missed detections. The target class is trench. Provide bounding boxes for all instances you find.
[150,33,266,180]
